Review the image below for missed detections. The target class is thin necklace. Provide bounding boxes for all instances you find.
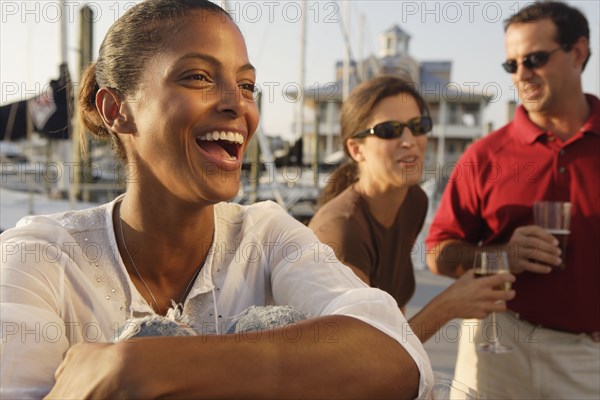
[118,209,201,315]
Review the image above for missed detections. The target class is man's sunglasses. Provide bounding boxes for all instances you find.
[502,46,564,73]
[353,117,433,139]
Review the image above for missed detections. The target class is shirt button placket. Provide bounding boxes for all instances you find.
[558,147,566,174]
[555,145,570,197]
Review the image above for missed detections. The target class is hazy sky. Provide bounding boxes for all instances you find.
[1,0,599,141]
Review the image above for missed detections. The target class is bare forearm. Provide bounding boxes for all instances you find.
[119,316,419,399]
[408,296,453,343]
[408,270,516,343]
[426,240,477,278]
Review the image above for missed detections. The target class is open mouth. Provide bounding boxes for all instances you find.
[196,131,244,161]
[398,155,419,164]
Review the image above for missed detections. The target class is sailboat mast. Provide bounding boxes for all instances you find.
[60,0,68,64]
[358,13,365,82]
[295,2,307,147]
[342,1,350,100]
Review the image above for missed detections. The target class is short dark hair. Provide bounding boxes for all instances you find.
[504,1,591,71]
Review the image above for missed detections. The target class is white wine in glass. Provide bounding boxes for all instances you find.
[474,250,513,354]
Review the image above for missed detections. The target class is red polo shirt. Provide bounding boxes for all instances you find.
[426,94,600,334]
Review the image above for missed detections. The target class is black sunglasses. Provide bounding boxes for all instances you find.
[353,117,433,139]
[502,46,564,73]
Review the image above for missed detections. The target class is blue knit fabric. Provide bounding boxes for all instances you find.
[227,305,307,334]
[115,305,307,342]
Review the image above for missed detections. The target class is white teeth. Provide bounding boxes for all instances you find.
[197,131,245,144]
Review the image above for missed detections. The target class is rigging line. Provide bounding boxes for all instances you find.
[255,20,273,66]
[336,0,362,86]
[363,18,382,71]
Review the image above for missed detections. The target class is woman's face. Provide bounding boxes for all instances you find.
[352,93,428,190]
[122,11,259,204]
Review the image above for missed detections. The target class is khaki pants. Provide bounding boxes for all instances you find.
[453,312,600,399]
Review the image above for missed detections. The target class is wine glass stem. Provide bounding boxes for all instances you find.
[490,312,499,343]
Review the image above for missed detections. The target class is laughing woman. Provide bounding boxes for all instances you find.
[0,1,433,399]
[309,76,516,343]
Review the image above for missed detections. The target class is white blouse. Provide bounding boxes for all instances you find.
[1,196,432,398]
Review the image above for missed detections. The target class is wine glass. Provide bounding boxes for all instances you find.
[474,249,513,354]
[431,372,485,399]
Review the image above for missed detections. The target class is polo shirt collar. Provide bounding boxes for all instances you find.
[514,105,545,145]
[516,93,600,145]
[581,93,600,136]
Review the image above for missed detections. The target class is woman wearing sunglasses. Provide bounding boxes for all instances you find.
[309,76,516,343]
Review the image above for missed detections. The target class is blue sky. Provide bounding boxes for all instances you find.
[1,1,598,141]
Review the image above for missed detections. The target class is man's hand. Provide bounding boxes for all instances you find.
[505,225,561,274]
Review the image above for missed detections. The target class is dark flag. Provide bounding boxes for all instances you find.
[0,100,28,141]
[0,63,72,141]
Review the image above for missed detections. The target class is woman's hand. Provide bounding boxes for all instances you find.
[408,269,516,342]
[45,342,130,400]
[441,269,516,320]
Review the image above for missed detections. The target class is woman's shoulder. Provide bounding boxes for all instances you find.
[2,201,112,245]
[1,201,116,283]
[310,187,366,232]
[313,187,361,218]
[216,200,289,220]
[216,200,304,233]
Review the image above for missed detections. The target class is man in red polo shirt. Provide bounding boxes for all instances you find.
[426,2,599,398]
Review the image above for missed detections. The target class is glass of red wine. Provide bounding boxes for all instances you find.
[474,250,513,354]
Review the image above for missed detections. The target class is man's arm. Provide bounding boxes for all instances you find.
[427,226,561,278]
[45,316,420,399]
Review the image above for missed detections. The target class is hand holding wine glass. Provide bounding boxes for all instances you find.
[474,249,513,354]
[533,201,572,270]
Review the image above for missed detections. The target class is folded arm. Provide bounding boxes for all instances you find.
[46,315,419,399]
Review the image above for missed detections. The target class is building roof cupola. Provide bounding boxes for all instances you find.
[379,25,411,57]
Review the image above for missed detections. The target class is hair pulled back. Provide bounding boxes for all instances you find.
[318,76,430,206]
[79,0,229,161]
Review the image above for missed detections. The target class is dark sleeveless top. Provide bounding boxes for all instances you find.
[309,185,428,308]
